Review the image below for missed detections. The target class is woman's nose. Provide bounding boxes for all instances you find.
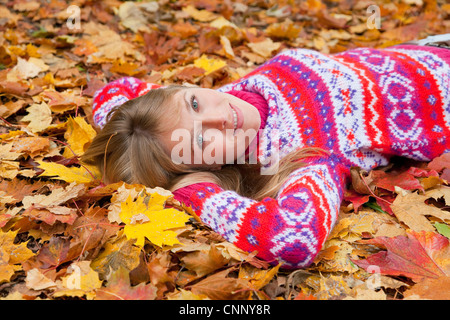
[202,105,229,130]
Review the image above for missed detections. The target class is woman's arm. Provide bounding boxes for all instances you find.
[173,157,347,269]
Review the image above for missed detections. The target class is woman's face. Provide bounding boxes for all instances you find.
[160,87,262,169]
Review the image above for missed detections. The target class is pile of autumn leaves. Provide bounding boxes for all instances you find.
[1,119,450,300]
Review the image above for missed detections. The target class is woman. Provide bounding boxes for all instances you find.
[82,38,450,269]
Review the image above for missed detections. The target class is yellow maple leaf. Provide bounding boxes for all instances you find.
[194,54,226,75]
[120,192,190,248]
[37,160,100,184]
[62,116,97,158]
[0,230,35,283]
[54,261,103,300]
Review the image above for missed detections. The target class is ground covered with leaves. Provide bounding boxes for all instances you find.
[0,0,450,300]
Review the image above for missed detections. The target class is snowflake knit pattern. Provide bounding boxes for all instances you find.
[92,44,450,269]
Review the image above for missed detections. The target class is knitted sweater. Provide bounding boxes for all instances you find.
[92,44,450,269]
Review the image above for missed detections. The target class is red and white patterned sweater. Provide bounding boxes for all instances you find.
[93,44,450,269]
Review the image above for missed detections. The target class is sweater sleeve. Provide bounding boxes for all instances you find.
[92,77,161,128]
[179,155,347,269]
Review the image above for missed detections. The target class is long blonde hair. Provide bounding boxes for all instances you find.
[81,86,326,201]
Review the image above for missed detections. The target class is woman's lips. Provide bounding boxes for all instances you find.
[230,104,244,129]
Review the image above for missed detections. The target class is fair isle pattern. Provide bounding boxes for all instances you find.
[199,189,255,244]
[92,77,161,128]
[188,45,450,269]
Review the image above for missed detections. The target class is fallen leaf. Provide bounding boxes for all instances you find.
[7,57,49,81]
[194,54,227,75]
[54,261,103,300]
[37,160,99,184]
[62,116,97,158]
[118,1,151,33]
[189,268,251,300]
[90,235,141,278]
[354,230,450,283]
[391,191,450,232]
[20,102,52,133]
[247,38,281,58]
[183,5,219,22]
[120,192,190,247]
[180,243,230,277]
[95,267,157,300]
[0,230,35,283]
[25,268,57,291]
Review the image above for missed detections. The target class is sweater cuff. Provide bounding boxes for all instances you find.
[172,182,223,215]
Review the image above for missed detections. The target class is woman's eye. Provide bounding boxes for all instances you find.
[191,95,199,111]
[197,133,203,148]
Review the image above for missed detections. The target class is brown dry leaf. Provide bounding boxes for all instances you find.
[0,99,27,118]
[83,21,144,64]
[117,1,152,33]
[391,191,450,232]
[95,267,157,300]
[41,90,88,114]
[25,268,57,291]
[22,182,85,219]
[180,243,230,277]
[20,102,52,133]
[265,19,302,40]
[11,136,50,158]
[146,251,178,298]
[189,268,251,300]
[7,57,49,81]
[183,5,219,22]
[238,263,281,291]
[247,38,281,58]
[90,235,140,279]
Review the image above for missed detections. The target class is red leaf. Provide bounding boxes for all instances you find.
[372,170,424,192]
[353,231,450,282]
[428,152,450,172]
[343,189,370,212]
[406,166,439,178]
[375,194,395,215]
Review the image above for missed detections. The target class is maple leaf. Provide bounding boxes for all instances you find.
[180,243,230,277]
[194,54,227,76]
[146,251,178,298]
[391,191,450,232]
[120,192,190,248]
[53,261,103,300]
[21,182,85,225]
[0,230,35,283]
[248,38,281,58]
[20,102,52,133]
[37,160,99,184]
[238,263,281,292]
[90,235,141,278]
[189,268,252,300]
[95,267,157,300]
[353,231,450,285]
[428,152,450,181]
[25,268,57,291]
[62,116,97,158]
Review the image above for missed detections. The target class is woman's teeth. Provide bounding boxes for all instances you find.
[232,108,237,129]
